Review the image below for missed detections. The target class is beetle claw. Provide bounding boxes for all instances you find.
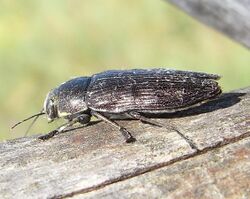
[125,136,136,143]
[120,127,136,143]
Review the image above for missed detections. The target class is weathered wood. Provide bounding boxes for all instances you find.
[166,0,250,49]
[0,87,249,199]
[76,137,250,199]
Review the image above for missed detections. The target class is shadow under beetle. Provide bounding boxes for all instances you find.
[12,68,222,143]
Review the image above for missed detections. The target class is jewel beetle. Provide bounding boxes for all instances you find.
[12,68,222,143]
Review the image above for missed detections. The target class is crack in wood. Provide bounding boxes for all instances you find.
[51,131,250,199]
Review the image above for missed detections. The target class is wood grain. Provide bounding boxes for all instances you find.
[76,137,250,199]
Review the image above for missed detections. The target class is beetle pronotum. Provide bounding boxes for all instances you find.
[12,68,222,142]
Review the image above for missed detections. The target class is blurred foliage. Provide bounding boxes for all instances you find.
[1,0,250,140]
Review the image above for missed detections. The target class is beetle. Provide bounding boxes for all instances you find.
[12,68,222,142]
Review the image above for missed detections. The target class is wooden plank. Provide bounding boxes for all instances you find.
[166,0,250,49]
[0,123,195,199]
[0,87,249,198]
[79,137,250,199]
[160,87,250,150]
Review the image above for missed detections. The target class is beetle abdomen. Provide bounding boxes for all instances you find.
[86,69,221,113]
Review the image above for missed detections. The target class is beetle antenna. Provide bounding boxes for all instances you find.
[24,113,41,136]
[11,111,45,129]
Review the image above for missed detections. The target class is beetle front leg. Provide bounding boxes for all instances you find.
[38,130,58,140]
[38,114,90,140]
[91,111,136,143]
[38,121,74,140]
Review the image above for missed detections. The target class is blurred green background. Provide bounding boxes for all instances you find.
[1,0,250,140]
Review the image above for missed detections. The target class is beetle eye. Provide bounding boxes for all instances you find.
[48,99,57,119]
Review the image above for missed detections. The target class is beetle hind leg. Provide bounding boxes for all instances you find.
[129,111,198,150]
[129,111,181,134]
[129,111,165,128]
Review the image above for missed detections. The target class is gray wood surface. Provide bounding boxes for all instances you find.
[166,0,250,49]
[0,87,250,199]
[76,137,250,199]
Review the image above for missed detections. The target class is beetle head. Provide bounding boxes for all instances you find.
[44,90,58,122]
[11,77,91,132]
[44,77,91,122]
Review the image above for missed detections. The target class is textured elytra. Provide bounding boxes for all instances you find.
[86,69,221,113]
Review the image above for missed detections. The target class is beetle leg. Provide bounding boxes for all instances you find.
[129,111,198,150]
[77,114,91,125]
[38,114,90,140]
[38,129,58,140]
[129,111,176,132]
[91,111,135,143]
[38,121,74,140]
[129,111,165,128]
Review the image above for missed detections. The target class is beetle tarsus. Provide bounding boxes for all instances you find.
[38,130,58,140]
[120,127,136,143]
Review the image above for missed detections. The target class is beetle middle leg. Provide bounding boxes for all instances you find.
[38,114,91,140]
[91,111,136,143]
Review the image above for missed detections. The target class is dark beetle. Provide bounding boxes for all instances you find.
[12,68,222,142]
